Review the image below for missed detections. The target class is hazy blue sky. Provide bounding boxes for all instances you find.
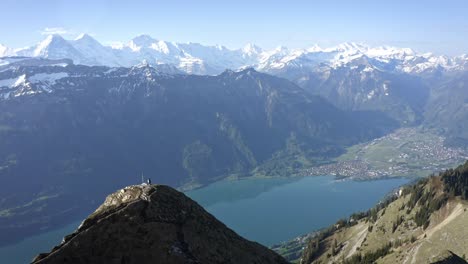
[2,0,468,55]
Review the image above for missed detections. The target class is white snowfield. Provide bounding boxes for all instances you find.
[0,74,26,88]
[0,73,69,88]
[1,34,466,75]
[29,72,69,85]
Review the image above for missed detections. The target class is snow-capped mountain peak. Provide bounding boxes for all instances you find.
[305,44,322,52]
[33,34,70,57]
[0,44,14,57]
[74,33,99,43]
[367,46,415,59]
[4,34,467,75]
[334,42,368,52]
[242,43,263,56]
[129,35,158,51]
[70,33,119,66]
[150,40,179,55]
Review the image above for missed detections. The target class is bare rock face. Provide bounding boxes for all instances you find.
[32,184,288,264]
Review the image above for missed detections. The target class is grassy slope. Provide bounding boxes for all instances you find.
[336,127,467,178]
[301,162,468,264]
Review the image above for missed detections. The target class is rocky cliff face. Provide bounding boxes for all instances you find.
[32,184,288,264]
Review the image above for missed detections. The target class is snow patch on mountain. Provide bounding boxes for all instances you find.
[0,74,26,88]
[29,72,69,84]
[2,35,467,76]
[0,44,15,57]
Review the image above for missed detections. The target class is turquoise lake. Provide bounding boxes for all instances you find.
[0,176,409,263]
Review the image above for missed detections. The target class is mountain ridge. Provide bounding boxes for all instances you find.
[0,61,397,247]
[299,161,468,264]
[3,36,467,134]
[32,184,289,264]
[2,34,467,75]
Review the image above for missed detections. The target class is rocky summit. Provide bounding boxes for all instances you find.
[32,184,288,264]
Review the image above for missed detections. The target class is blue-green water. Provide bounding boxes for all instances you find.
[0,220,82,264]
[0,176,408,263]
[186,176,409,246]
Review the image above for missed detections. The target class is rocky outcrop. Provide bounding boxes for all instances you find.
[32,184,288,264]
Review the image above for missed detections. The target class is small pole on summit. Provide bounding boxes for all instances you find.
[141,173,144,184]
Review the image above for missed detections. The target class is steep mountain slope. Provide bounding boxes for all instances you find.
[6,35,468,130]
[290,64,430,125]
[0,60,398,246]
[15,35,87,64]
[0,44,14,57]
[70,34,122,66]
[32,184,289,264]
[300,161,468,264]
[424,71,468,146]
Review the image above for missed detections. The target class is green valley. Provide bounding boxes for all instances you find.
[305,127,468,179]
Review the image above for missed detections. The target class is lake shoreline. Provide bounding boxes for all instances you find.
[0,175,411,264]
[2,174,414,247]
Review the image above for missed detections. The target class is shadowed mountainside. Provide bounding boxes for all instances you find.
[32,184,289,264]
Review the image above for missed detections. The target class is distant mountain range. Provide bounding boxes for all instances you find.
[2,35,468,129]
[1,34,467,75]
[0,59,397,246]
[1,35,468,246]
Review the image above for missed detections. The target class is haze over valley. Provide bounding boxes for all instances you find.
[1,1,468,263]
